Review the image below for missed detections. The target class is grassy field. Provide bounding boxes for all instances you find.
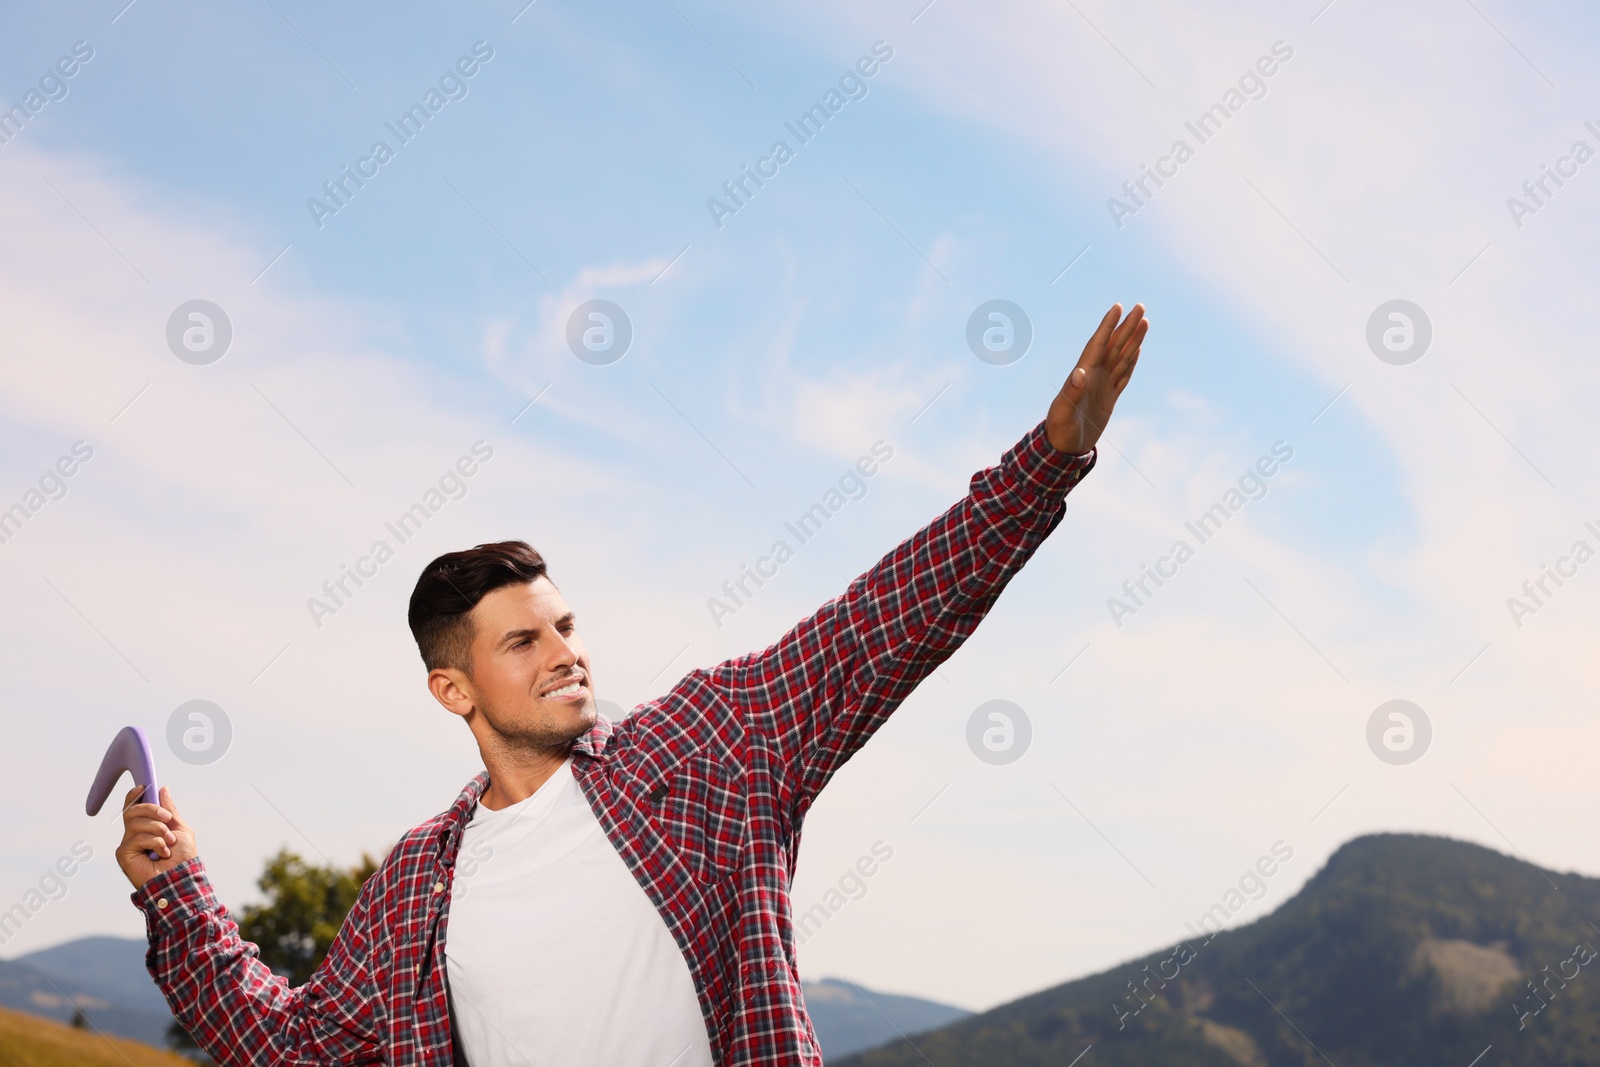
[0,1006,192,1067]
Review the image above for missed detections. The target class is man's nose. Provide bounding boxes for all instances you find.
[549,630,580,665]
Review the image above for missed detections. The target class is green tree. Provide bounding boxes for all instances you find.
[236,849,381,986]
[165,1018,199,1052]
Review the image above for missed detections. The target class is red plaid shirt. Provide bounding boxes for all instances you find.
[133,421,1094,1065]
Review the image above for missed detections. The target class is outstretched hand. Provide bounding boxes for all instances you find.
[1045,303,1148,455]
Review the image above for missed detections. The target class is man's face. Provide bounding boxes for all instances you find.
[460,577,596,749]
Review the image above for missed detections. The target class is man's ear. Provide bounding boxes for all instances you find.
[429,667,477,719]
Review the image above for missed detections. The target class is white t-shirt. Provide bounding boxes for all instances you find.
[445,758,715,1067]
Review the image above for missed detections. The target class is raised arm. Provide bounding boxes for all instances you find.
[118,787,384,1066]
[709,303,1147,820]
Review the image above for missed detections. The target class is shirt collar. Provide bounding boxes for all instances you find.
[571,712,615,759]
[435,713,616,863]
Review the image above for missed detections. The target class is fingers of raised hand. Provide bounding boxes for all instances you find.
[1107,304,1145,358]
[1113,351,1141,399]
[1109,317,1148,388]
[1083,304,1123,367]
[1097,303,1123,340]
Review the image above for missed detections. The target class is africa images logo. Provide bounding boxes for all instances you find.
[706,41,894,229]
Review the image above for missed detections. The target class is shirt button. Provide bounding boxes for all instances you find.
[433,882,445,894]
[155,898,168,910]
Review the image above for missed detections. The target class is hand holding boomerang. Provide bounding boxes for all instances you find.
[87,726,198,890]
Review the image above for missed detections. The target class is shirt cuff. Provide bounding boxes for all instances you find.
[1004,419,1097,499]
[131,857,217,923]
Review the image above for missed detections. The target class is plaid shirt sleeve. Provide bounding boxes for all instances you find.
[131,856,385,1066]
[709,419,1095,822]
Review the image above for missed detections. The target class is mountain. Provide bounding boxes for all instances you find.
[0,1003,191,1067]
[802,978,971,1059]
[13,935,170,1015]
[836,833,1600,1066]
[0,948,173,1049]
[12,834,1598,1064]
[0,934,973,1062]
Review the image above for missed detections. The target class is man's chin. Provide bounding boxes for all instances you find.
[542,695,601,742]
[481,699,598,749]
[562,700,599,737]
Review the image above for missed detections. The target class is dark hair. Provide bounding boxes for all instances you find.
[408,541,549,673]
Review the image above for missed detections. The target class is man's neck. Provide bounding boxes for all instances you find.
[477,742,572,810]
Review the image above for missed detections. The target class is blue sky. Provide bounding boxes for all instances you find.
[4,0,1600,1012]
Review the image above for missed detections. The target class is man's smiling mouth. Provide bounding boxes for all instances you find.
[541,677,586,700]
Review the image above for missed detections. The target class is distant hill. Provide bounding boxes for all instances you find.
[12,834,1597,1065]
[837,833,1600,1066]
[0,947,172,1048]
[0,1004,190,1067]
[13,936,170,1015]
[802,978,970,1059]
[0,935,970,1061]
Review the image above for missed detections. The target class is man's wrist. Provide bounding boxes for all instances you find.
[1045,423,1089,456]
[1010,420,1096,497]
[130,856,210,915]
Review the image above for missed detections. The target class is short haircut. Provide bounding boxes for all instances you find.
[408,541,549,674]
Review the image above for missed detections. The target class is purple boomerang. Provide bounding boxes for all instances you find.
[86,726,161,859]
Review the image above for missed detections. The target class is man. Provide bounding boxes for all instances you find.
[118,303,1147,1066]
